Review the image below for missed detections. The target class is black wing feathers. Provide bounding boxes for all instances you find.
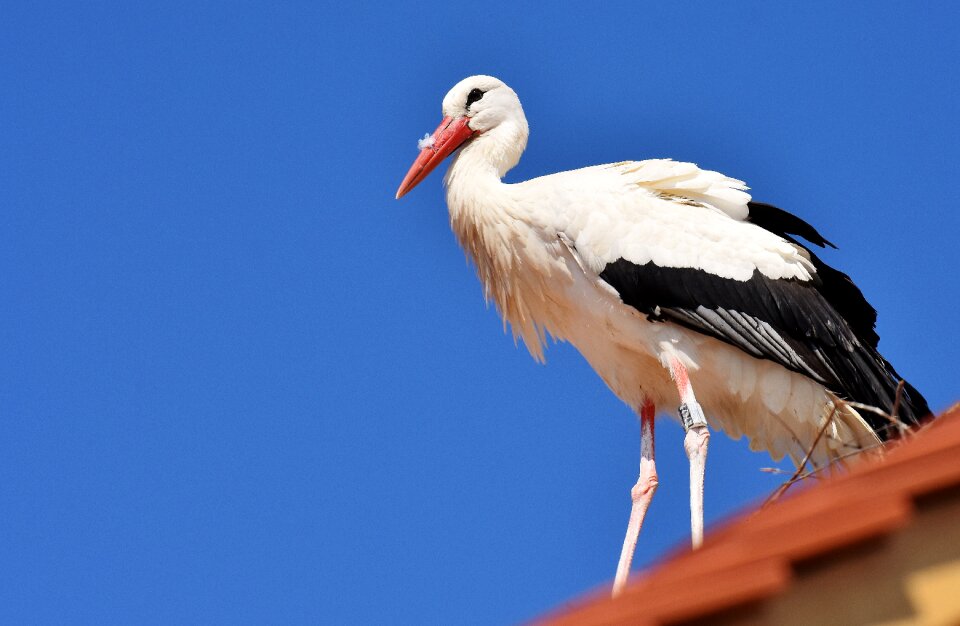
[599,201,930,437]
[747,201,836,248]
[748,201,879,347]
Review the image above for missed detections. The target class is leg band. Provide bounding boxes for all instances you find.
[679,401,708,432]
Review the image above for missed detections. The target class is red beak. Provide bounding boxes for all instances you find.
[395,116,476,199]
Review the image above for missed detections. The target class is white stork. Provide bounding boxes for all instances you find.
[395,75,930,596]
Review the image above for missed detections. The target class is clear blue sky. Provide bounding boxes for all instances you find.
[2,2,957,624]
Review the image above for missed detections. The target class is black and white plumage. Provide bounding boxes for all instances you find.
[396,75,930,596]
[599,200,928,439]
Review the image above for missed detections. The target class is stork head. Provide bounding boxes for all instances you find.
[396,75,529,199]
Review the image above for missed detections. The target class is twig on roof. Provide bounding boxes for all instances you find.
[845,382,912,439]
[760,466,823,479]
[762,405,837,508]
[890,380,909,438]
[759,467,790,475]
[768,440,887,482]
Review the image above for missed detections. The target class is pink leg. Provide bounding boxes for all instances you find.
[612,400,658,597]
[669,358,710,549]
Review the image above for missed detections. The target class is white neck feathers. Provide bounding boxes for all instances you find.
[441,122,568,362]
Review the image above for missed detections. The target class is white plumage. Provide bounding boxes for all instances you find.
[451,156,867,457]
[396,75,929,596]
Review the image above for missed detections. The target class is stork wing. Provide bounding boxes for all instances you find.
[598,258,880,405]
[536,160,927,432]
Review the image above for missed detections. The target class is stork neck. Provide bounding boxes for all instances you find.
[444,148,514,223]
[443,154,494,220]
[443,120,528,207]
[448,141,504,184]
[457,118,526,173]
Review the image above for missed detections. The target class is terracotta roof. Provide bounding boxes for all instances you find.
[541,404,960,626]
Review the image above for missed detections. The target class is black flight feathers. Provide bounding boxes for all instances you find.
[747,201,879,349]
[747,201,837,249]
[597,201,930,436]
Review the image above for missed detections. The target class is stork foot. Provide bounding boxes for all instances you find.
[613,402,657,597]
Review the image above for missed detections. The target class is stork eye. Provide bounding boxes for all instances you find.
[466,88,485,108]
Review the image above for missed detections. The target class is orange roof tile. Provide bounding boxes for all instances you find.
[541,405,960,626]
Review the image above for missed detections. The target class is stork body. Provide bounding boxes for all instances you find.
[396,75,929,596]
[446,158,886,460]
